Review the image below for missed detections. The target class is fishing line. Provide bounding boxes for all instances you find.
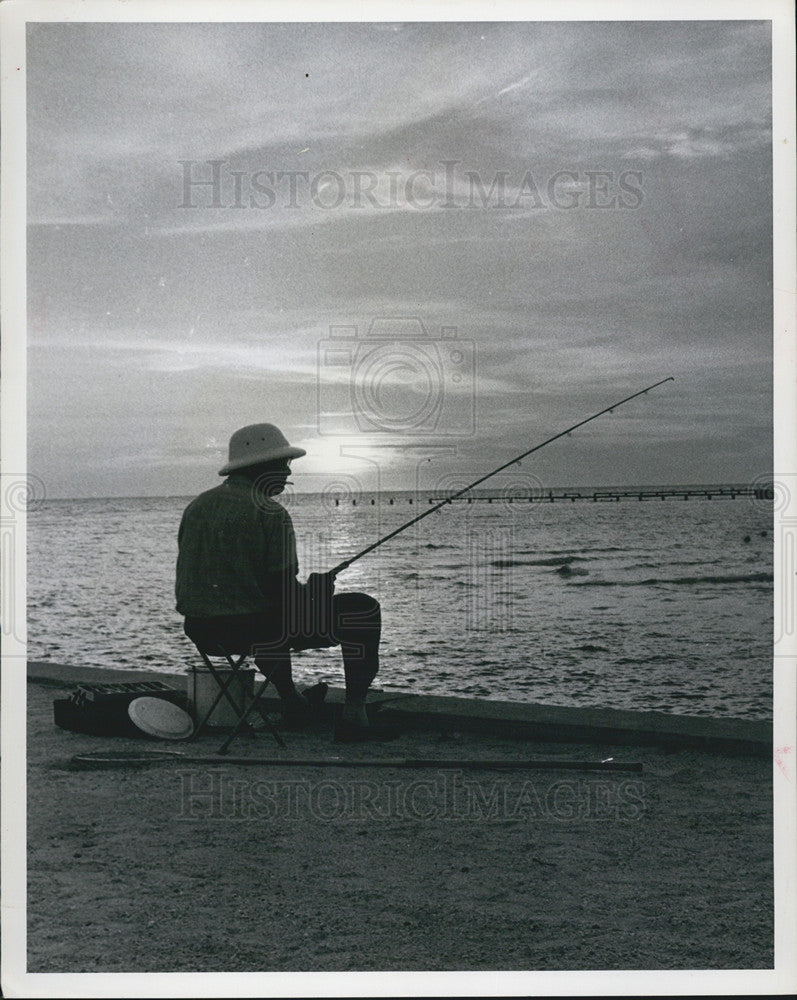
[331,376,674,575]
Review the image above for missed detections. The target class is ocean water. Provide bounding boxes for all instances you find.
[27,490,773,720]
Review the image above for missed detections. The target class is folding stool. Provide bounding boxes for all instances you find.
[188,641,286,753]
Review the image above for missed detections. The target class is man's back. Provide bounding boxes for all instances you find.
[175,474,297,617]
[176,423,383,741]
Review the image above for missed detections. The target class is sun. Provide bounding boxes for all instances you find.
[288,438,405,493]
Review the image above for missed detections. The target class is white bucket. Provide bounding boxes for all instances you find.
[187,666,258,728]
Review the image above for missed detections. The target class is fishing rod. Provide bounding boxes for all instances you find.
[71,750,643,772]
[330,376,674,576]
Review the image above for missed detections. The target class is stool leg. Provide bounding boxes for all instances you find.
[217,668,285,754]
[189,651,256,742]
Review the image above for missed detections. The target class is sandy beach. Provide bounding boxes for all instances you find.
[24,674,774,974]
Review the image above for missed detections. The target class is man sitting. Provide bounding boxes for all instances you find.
[175,423,383,741]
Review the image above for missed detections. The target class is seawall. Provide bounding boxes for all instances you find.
[27,660,771,758]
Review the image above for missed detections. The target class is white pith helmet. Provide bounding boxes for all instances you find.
[218,423,306,475]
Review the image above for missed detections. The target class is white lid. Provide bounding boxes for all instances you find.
[128,697,194,740]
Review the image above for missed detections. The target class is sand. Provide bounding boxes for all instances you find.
[25,679,773,973]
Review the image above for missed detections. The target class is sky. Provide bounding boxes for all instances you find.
[25,18,774,498]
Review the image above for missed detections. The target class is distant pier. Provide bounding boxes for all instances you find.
[430,485,774,504]
[328,484,774,505]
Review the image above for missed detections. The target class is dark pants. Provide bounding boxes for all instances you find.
[184,592,380,700]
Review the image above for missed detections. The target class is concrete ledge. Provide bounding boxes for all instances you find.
[371,693,772,758]
[26,660,772,757]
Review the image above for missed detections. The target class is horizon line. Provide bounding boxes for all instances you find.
[32,479,772,503]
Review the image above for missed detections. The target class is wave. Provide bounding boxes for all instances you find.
[490,555,591,568]
[570,572,773,588]
[514,547,627,555]
[615,653,677,665]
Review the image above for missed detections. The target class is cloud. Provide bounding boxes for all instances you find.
[28,22,770,224]
[24,20,773,496]
[495,71,537,99]
[622,123,770,161]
